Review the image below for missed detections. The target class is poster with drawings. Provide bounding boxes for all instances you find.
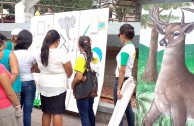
[54,11,80,111]
[30,15,54,51]
[66,8,109,113]
[30,8,109,114]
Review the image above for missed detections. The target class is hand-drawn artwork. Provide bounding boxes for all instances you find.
[90,17,99,34]
[98,22,106,30]
[59,34,69,53]
[58,16,76,40]
[92,47,102,61]
[83,19,106,35]
[83,24,90,35]
[91,47,103,73]
[143,6,194,126]
[37,21,45,35]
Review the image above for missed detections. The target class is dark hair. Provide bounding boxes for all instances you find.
[120,24,135,39]
[41,29,60,66]
[48,7,52,10]
[0,33,6,41]
[0,39,4,47]
[78,36,93,69]
[0,33,6,48]
[14,30,32,50]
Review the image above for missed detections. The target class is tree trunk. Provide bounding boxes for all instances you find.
[142,25,158,83]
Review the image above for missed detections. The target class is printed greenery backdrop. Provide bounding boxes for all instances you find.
[136,43,194,126]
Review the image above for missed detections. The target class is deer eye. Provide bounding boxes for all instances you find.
[174,31,180,36]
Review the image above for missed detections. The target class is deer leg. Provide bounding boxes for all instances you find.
[171,103,187,126]
[143,100,162,126]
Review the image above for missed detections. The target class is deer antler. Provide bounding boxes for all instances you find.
[149,5,168,28]
[181,10,185,25]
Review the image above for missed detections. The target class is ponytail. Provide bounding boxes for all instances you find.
[78,36,93,69]
[40,29,60,66]
[40,39,50,66]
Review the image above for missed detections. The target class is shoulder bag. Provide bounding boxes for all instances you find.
[74,53,98,99]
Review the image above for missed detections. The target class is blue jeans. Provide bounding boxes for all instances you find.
[114,78,134,126]
[76,97,95,126]
[20,80,36,126]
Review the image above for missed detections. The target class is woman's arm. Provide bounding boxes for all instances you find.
[31,63,40,73]
[117,65,126,99]
[0,72,20,106]
[63,61,73,78]
[71,71,83,90]
[9,51,19,85]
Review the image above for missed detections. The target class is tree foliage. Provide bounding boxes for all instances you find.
[39,0,93,9]
[141,2,192,28]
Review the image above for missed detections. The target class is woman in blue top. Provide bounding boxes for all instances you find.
[114,24,136,126]
[0,33,14,50]
[0,33,21,100]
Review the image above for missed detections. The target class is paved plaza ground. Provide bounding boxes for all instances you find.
[31,108,107,126]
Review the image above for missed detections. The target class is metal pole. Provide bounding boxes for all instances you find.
[1,3,3,23]
[98,0,101,8]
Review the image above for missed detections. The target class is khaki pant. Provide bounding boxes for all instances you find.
[0,106,18,126]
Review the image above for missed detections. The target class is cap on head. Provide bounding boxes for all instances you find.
[11,28,23,36]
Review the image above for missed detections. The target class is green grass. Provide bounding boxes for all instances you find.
[136,44,194,125]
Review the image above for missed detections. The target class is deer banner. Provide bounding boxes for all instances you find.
[136,2,194,126]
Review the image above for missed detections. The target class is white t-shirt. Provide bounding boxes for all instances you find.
[35,48,70,97]
[14,50,36,81]
[115,43,136,77]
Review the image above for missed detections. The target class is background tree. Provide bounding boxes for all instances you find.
[141,3,191,83]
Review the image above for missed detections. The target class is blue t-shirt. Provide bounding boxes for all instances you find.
[0,49,21,93]
[5,41,13,50]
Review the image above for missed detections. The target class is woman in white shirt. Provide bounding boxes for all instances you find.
[114,24,136,126]
[36,29,72,126]
[14,30,39,126]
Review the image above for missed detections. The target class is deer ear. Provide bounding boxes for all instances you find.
[182,23,194,34]
[155,22,166,35]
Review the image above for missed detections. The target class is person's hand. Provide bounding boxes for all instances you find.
[15,105,23,118]
[117,89,122,99]
[82,76,86,81]
[71,83,76,92]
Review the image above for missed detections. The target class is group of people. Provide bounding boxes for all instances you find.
[0,23,136,126]
[35,6,53,16]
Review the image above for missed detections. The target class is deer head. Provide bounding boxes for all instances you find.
[149,6,194,48]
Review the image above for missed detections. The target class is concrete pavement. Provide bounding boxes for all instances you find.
[32,108,107,126]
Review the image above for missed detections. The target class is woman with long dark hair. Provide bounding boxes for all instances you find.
[14,30,39,126]
[35,29,72,126]
[71,36,96,126]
